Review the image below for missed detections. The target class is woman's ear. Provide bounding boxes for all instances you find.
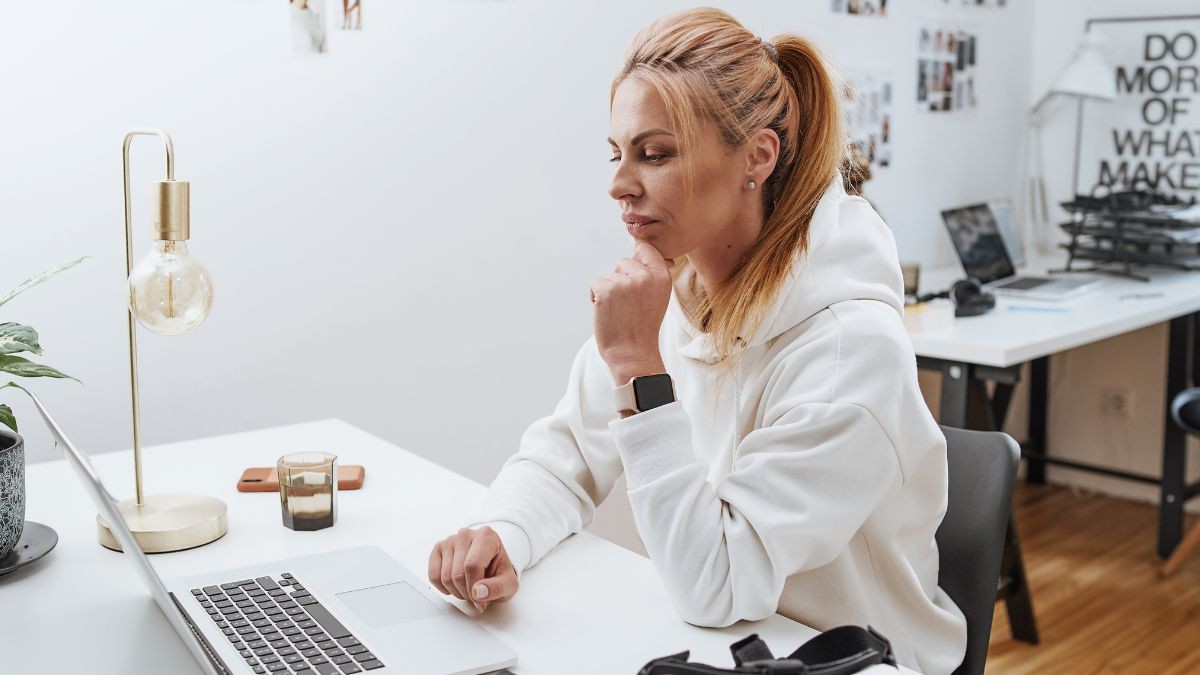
[744,128,780,185]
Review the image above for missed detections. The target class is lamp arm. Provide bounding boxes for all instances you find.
[1029,91,1054,126]
[120,128,175,506]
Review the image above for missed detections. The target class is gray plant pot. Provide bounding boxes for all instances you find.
[0,426,24,560]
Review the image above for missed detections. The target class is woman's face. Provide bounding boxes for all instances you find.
[608,78,750,260]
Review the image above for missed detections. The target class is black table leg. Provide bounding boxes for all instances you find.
[1194,310,1200,393]
[1159,314,1192,558]
[991,382,1015,431]
[997,517,1040,644]
[1027,357,1049,485]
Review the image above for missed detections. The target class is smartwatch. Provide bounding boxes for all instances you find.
[614,373,676,415]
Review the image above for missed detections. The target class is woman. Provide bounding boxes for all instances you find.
[428,8,967,674]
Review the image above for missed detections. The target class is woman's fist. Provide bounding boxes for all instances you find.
[589,242,674,385]
[427,526,518,612]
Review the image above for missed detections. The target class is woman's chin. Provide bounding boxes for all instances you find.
[629,234,679,259]
[652,244,685,262]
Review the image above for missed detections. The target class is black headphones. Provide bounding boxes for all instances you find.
[949,277,995,317]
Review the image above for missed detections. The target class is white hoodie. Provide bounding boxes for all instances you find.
[473,178,968,675]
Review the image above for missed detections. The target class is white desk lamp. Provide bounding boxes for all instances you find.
[1027,29,1115,251]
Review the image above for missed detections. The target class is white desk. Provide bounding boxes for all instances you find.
[910,254,1200,368]
[0,419,902,674]
[906,255,1200,645]
[908,255,1200,552]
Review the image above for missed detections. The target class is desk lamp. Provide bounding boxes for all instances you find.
[100,129,227,553]
[1027,29,1115,237]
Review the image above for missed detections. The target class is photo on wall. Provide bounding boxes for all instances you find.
[290,0,327,54]
[841,68,895,169]
[341,0,362,30]
[831,0,888,17]
[942,0,1006,7]
[916,21,977,113]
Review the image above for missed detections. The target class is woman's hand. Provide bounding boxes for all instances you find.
[590,243,675,385]
[427,526,519,612]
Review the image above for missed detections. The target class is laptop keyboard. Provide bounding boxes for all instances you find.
[190,573,385,674]
[994,277,1051,291]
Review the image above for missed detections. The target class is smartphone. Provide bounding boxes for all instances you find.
[237,465,366,492]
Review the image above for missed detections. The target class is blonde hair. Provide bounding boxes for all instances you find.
[612,8,848,362]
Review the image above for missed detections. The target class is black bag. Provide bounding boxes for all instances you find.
[637,625,896,675]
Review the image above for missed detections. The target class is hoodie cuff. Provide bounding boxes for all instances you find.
[609,401,696,489]
[471,521,531,578]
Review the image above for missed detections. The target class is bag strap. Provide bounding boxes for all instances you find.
[785,626,896,675]
[730,634,775,664]
[640,650,765,675]
[638,626,896,675]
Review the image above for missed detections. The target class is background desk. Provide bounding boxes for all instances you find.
[908,256,1200,644]
[0,419,902,674]
[909,255,1200,557]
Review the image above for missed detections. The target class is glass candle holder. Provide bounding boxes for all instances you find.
[277,452,338,531]
[900,262,921,299]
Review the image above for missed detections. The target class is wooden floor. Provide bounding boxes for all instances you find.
[985,482,1200,674]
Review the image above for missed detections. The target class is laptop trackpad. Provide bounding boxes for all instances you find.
[336,582,443,628]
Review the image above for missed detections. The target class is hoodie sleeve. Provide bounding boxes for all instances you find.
[468,337,623,573]
[611,399,902,628]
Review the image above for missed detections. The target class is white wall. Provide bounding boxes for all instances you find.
[1,0,1035,552]
[1007,0,1200,511]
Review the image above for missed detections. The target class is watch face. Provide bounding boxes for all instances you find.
[633,374,675,411]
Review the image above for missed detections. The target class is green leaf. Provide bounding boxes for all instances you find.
[0,323,42,356]
[1,383,29,432]
[0,256,89,309]
[0,355,79,382]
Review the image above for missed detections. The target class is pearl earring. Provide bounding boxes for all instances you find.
[747,180,757,190]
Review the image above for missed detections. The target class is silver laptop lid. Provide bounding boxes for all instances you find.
[20,388,224,675]
[941,203,1018,285]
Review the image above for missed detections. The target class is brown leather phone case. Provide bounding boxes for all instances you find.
[237,465,365,492]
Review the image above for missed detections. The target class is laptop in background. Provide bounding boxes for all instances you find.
[941,203,1099,301]
[23,389,517,675]
[987,199,1023,267]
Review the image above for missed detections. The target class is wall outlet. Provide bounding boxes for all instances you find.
[1102,387,1135,418]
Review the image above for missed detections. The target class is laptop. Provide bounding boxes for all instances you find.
[24,390,517,675]
[941,203,1100,301]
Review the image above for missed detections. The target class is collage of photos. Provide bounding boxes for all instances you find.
[916,22,977,113]
[831,0,888,17]
[842,69,894,169]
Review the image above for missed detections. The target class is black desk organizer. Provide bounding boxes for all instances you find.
[1057,189,1200,282]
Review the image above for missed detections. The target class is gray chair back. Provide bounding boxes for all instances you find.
[936,425,1020,675]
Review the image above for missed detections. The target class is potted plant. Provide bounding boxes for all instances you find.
[0,257,86,433]
[0,257,85,559]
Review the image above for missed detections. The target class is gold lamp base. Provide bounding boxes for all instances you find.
[98,493,228,553]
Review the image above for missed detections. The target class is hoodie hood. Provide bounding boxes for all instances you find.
[670,176,904,363]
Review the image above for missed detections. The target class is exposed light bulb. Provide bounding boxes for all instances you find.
[128,240,213,336]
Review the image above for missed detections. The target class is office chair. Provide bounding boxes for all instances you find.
[936,426,1021,675]
[1161,388,1200,577]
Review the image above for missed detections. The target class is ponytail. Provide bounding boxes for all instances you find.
[764,36,846,228]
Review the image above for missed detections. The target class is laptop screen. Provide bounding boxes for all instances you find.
[20,388,224,675]
[941,204,1016,285]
